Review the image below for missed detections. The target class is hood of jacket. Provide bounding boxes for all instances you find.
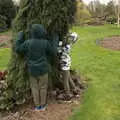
[30,24,47,39]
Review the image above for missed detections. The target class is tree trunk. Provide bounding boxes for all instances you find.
[0,0,79,110]
[118,0,120,28]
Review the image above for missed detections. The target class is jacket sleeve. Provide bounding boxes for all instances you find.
[15,31,29,54]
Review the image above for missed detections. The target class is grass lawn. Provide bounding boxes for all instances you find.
[0,48,10,70]
[0,30,11,70]
[70,25,120,120]
[0,25,120,120]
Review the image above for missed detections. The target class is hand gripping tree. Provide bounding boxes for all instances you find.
[1,0,80,109]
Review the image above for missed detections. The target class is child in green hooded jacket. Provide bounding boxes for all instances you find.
[15,24,58,111]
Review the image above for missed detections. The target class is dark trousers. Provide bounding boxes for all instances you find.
[30,74,48,106]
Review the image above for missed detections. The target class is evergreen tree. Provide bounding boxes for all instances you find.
[1,0,77,109]
[75,0,91,25]
[0,0,16,28]
[0,15,7,32]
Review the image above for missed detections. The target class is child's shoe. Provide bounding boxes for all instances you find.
[34,105,46,112]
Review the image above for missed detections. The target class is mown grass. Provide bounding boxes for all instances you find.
[0,30,11,70]
[0,48,10,70]
[70,25,120,120]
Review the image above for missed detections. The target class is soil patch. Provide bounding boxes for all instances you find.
[101,36,120,50]
[0,100,81,120]
[0,33,12,48]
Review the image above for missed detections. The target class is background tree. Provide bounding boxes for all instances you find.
[117,0,120,27]
[75,0,91,25]
[0,0,77,109]
[88,0,117,24]
[0,15,7,32]
[105,1,115,16]
[104,1,117,24]
[87,1,105,25]
[88,0,105,18]
[0,0,16,28]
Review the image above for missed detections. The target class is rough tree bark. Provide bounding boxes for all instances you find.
[0,0,81,110]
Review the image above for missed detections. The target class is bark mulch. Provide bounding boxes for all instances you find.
[0,100,81,120]
[101,36,120,51]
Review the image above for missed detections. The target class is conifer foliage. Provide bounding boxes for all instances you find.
[0,0,16,28]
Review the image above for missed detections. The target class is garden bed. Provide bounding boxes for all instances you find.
[0,100,81,120]
[100,36,120,50]
[0,33,11,48]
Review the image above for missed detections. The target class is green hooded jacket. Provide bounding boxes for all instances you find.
[15,24,58,77]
